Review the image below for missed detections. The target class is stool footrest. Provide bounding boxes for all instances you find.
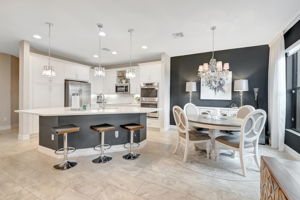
[94,144,111,151]
[55,147,76,155]
[123,142,140,150]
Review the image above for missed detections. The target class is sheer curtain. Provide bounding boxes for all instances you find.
[268,34,286,151]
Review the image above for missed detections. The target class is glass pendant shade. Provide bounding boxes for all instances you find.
[42,22,56,78]
[94,23,106,77]
[126,68,136,79]
[126,29,136,79]
[197,26,230,80]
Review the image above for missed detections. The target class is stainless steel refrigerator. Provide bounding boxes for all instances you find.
[64,80,91,107]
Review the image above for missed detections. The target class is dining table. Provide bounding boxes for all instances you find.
[188,114,243,160]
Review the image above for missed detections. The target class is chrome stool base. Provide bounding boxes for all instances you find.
[92,155,112,163]
[123,153,140,160]
[53,161,77,170]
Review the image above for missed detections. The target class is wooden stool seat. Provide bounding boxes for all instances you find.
[120,123,144,131]
[52,124,79,170]
[91,123,115,132]
[52,124,80,135]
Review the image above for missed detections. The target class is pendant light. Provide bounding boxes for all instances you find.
[126,29,136,79]
[198,26,230,80]
[94,23,106,77]
[42,22,56,77]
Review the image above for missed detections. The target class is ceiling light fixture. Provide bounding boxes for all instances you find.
[97,23,106,37]
[141,45,148,49]
[33,34,42,39]
[111,51,117,55]
[93,54,99,58]
[94,23,106,77]
[198,26,230,89]
[41,22,56,78]
[126,29,136,79]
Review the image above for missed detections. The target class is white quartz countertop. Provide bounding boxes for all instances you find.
[16,106,159,116]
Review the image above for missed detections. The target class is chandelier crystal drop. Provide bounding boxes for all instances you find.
[126,29,136,79]
[198,26,230,81]
[42,22,56,78]
[94,23,106,77]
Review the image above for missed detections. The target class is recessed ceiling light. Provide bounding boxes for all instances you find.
[141,45,148,49]
[93,54,99,58]
[111,51,117,55]
[33,34,42,39]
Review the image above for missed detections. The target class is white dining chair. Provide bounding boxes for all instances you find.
[173,106,211,162]
[183,103,199,118]
[236,105,255,119]
[215,109,267,176]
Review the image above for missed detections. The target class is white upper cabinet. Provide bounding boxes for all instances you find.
[64,63,90,82]
[129,66,140,94]
[90,68,104,95]
[103,69,116,94]
[139,61,161,84]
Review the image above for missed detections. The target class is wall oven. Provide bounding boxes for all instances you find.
[115,84,130,94]
[140,83,159,118]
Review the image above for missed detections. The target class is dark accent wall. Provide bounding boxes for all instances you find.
[170,45,269,126]
[284,20,300,49]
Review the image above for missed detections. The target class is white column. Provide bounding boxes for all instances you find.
[159,53,171,131]
[18,40,31,140]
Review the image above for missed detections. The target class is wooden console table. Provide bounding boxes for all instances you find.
[261,156,300,200]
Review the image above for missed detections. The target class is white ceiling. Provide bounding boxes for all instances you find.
[0,0,299,66]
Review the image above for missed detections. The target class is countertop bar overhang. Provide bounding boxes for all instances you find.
[17,107,159,156]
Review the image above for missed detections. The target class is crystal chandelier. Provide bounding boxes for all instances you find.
[198,26,230,81]
[42,22,56,77]
[94,23,106,77]
[126,29,136,79]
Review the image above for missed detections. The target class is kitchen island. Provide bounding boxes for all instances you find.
[17,106,159,157]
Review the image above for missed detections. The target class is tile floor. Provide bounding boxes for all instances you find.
[0,128,296,200]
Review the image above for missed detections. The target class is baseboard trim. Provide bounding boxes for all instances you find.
[0,125,11,131]
[18,134,30,140]
[37,140,147,158]
[284,144,300,160]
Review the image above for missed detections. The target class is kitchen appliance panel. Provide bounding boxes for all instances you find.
[65,80,91,107]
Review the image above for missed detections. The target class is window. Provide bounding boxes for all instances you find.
[287,49,300,132]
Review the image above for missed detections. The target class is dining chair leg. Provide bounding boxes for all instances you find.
[215,144,220,161]
[206,141,211,159]
[173,136,180,154]
[239,150,247,177]
[231,150,236,158]
[183,141,189,162]
[253,141,260,169]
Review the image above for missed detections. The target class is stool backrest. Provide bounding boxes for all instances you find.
[240,109,267,145]
[236,105,255,119]
[183,103,199,118]
[173,106,188,133]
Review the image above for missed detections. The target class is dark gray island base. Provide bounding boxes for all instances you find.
[39,113,147,151]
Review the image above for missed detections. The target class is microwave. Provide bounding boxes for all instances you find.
[115,84,130,93]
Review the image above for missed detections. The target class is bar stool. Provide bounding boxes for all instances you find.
[90,123,115,163]
[120,123,144,160]
[52,124,80,170]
